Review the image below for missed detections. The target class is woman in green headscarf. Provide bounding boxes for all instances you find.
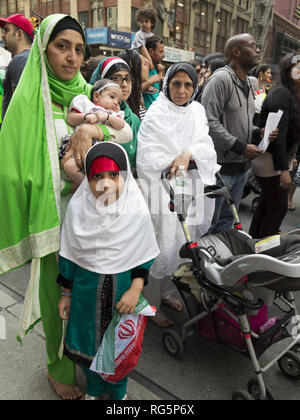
[0,14,106,399]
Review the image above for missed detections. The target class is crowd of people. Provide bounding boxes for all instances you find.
[0,8,300,401]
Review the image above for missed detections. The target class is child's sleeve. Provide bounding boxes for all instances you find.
[131,30,145,49]
[57,256,78,290]
[131,259,155,287]
[107,122,133,144]
[69,94,94,115]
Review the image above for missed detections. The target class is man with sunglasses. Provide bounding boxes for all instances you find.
[202,33,276,235]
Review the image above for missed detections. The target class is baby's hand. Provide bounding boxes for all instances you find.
[85,113,98,124]
[95,110,108,123]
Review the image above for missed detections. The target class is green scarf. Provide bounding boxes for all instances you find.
[121,101,140,171]
[0,14,92,274]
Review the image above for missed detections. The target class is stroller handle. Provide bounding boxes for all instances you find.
[160,164,234,205]
[160,160,197,182]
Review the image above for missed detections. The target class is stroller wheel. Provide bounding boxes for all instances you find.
[162,329,184,358]
[278,351,300,380]
[291,344,300,356]
[247,378,275,400]
[232,390,255,400]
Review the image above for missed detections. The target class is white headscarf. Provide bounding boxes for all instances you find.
[136,63,219,278]
[60,142,160,274]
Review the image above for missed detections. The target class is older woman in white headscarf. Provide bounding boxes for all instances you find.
[137,62,219,327]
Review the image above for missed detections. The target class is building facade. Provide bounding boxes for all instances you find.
[253,0,300,66]
[1,0,256,57]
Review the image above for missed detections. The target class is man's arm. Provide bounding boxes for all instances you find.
[202,75,262,160]
[201,75,240,154]
[10,51,30,93]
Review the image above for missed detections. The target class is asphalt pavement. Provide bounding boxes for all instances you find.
[1,191,300,400]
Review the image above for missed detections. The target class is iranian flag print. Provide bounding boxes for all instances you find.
[90,295,156,382]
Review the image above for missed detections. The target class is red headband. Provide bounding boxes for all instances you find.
[89,156,120,180]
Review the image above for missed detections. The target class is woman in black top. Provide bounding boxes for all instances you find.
[249,53,300,238]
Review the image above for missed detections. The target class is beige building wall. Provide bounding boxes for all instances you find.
[23,0,30,18]
[70,0,78,19]
[118,0,131,32]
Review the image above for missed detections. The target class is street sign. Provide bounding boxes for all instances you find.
[294,4,300,20]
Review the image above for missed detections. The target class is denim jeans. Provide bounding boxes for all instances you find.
[207,171,248,235]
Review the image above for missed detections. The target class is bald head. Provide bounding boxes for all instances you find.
[225,34,254,60]
[224,33,260,72]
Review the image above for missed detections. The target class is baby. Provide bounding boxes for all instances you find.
[62,79,133,186]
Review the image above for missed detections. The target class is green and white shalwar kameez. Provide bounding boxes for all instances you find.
[0,14,92,386]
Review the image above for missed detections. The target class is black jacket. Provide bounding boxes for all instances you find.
[259,85,295,171]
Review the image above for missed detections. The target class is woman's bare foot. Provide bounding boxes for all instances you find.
[150,310,173,327]
[46,371,83,400]
[162,296,184,312]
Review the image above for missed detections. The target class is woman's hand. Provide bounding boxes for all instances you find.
[61,124,104,170]
[116,278,144,314]
[168,150,193,177]
[280,170,292,190]
[58,296,71,320]
[260,128,279,141]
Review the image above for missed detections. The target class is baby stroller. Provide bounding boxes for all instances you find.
[160,166,300,400]
[242,168,261,212]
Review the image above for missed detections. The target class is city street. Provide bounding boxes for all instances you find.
[1,191,300,400]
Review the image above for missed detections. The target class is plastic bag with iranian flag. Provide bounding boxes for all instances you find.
[90,295,155,383]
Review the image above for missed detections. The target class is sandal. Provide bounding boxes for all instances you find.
[288,202,296,210]
[46,370,84,400]
[84,394,98,400]
[162,296,184,312]
[150,310,174,327]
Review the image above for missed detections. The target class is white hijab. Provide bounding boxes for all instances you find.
[60,142,160,274]
[136,64,219,278]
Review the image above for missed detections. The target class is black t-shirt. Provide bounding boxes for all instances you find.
[2,49,30,120]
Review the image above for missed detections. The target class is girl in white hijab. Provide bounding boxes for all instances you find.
[137,62,219,327]
[57,141,159,400]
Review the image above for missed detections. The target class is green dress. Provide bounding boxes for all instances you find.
[121,101,140,174]
[0,14,92,387]
[58,256,154,399]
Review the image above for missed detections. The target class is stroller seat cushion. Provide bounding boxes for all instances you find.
[201,229,300,260]
[180,229,300,291]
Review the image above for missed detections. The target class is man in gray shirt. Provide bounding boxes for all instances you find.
[0,14,34,120]
[202,34,263,234]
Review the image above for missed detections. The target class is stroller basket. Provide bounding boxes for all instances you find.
[173,272,295,359]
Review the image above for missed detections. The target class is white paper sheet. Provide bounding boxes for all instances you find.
[258,109,283,152]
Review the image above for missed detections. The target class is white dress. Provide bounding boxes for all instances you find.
[137,92,219,280]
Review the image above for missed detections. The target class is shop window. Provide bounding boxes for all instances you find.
[78,11,89,29]
[107,6,118,31]
[0,2,7,17]
[131,7,139,33]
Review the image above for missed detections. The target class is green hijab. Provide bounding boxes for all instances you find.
[0,14,92,274]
